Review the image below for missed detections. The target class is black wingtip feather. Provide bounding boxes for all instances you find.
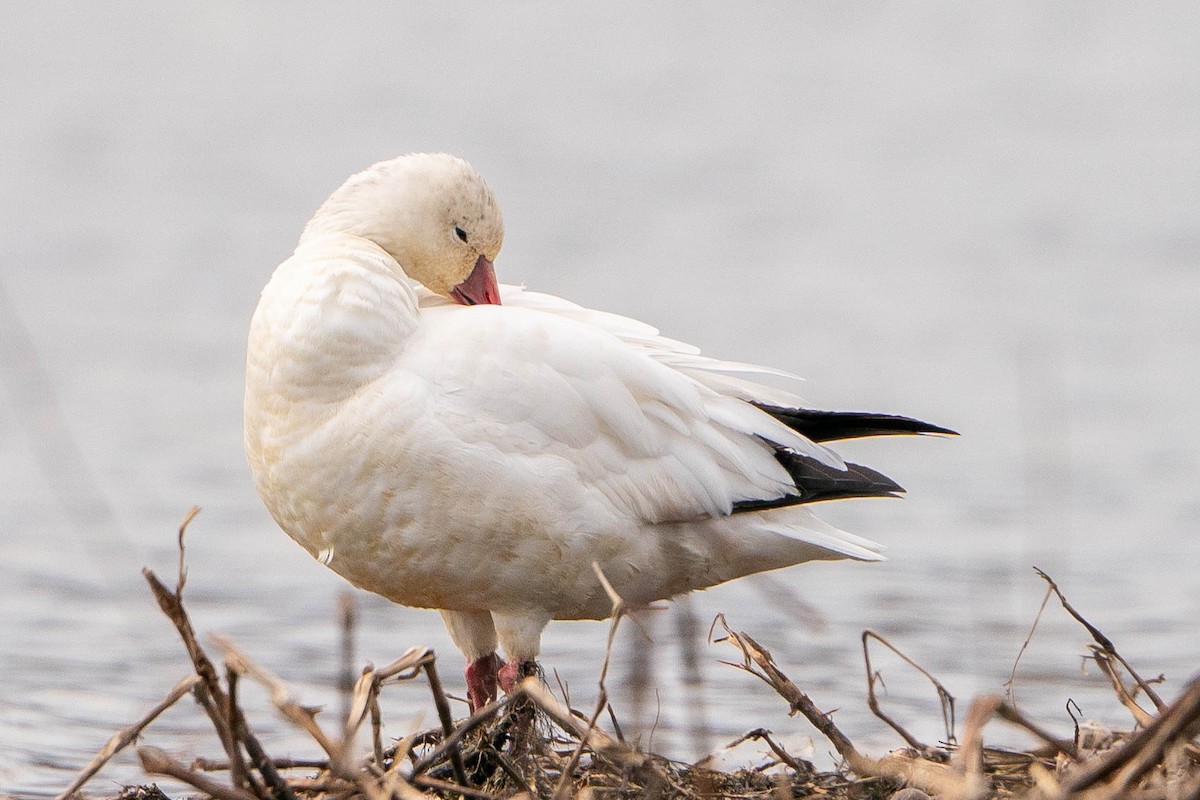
[732,448,906,513]
[752,404,958,443]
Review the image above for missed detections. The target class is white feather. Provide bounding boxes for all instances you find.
[245,154,900,671]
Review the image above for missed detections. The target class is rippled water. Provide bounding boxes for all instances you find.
[3,3,1200,797]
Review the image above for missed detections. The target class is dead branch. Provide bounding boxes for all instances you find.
[553,563,631,799]
[735,728,811,774]
[57,674,200,799]
[1035,567,1165,710]
[1006,582,1054,708]
[192,756,331,772]
[213,635,338,758]
[712,615,861,764]
[1092,647,1157,728]
[142,508,293,800]
[137,746,258,800]
[862,629,957,751]
[993,699,1080,761]
[713,615,972,799]
[88,513,1200,800]
[342,665,377,752]
[1061,672,1200,795]
[338,590,357,725]
[421,657,469,787]
[144,568,233,749]
[523,679,659,777]
[956,695,1001,791]
[223,665,256,796]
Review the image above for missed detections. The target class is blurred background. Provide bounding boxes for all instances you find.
[2,3,1199,796]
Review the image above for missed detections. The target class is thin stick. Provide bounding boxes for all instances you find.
[378,769,436,800]
[376,647,435,682]
[482,744,525,788]
[370,692,386,768]
[342,666,377,747]
[192,757,330,772]
[1092,647,1156,728]
[382,731,419,776]
[138,746,259,800]
[606,703,626,745]
[214,637,384,800]
[1109,687,1200,797]
[226,684,294,800]
[422,658,469,787]
[144,561,289,800]
[523,680,654,774]
[175,505,199,597]
[736,728,809,774]
[948,694,1078,799]
[712,616,861,765]
[1005,582,1053,708]
[955,695,999,797]
[993,699,1079,760]
[1035,567,1165,710]
[591,561,625,620]
[862,630,956,750]
[673,594,712,759]
[356,647,448,776]
[57,674,201,799]
[338,590,358,725]
[216,639,339,757]
[553,563,637,799]
[144,566,233,749]
[553,648,614,797]
[553,668,573,711]
[144,509,293,800]
[224,664,252,795]
[712,615,967,799]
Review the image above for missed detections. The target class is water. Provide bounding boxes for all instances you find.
[2,2,1200,796]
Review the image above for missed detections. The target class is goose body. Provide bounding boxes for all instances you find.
[245,153,952,708]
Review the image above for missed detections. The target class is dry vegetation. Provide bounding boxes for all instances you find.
[58,509,1200,800]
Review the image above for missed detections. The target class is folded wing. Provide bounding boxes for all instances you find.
[408,286,938,525]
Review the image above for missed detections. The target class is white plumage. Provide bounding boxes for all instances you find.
[245,153,950,708]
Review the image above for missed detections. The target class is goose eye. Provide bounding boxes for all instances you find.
[454,226,469,243]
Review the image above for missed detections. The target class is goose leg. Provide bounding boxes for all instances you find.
[465,652,504,711]
[497,659,540,694]
[439,609,499,712]
[493,611,550,695]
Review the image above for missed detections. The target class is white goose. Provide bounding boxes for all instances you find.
[245,153,952,711]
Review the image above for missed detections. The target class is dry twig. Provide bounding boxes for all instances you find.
[862,629,957,751]
[71,511,1200,800]
[57,674,201,800]
[550,563,633,799]
[1035,567,1165,711]
[713,615,972,799]
[1006,582,1054,708]
[1061,672,1200,796]
[137,746,258,800]
[142,509,294,800]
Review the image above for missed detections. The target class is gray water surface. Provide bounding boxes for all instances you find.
[3,3,1200,797]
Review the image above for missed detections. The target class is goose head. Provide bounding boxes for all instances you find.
[302,152,504,305]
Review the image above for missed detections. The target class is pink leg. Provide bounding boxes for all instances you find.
[497,659,539,694]
[465,653,503,712]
